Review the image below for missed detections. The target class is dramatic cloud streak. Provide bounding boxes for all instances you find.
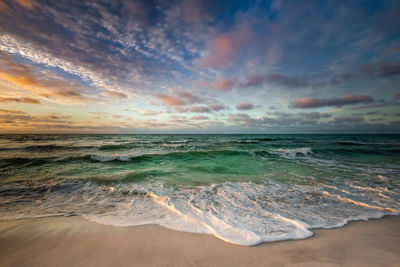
[0,53,89,103]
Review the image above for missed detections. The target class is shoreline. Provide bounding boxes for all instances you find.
[0,215,399,266]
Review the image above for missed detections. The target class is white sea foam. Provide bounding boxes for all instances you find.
[166,140,189,144]
[90,154,132,162]
[82,180,399,246]
[269,147,312,158]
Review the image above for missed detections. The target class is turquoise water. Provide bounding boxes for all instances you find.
[0,134,399,245]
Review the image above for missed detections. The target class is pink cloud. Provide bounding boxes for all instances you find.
[174,90,202,104]
[396,92,400,100]
[158,90,204,107]
[240,74,263,88]
[194,22,253,69]
[266,45,282,67]
[362,62,400,77]
[106,90,128,99]
[211,77,236,91]
[291,95,374,108]
[194,35,234,68]
[266,74,308,88]
[190,115,209,120]
[236,102,254,110]
[208,104,225,111]
[240,73,308,89]
[158,94,185,106]
[188,106,211,113]
[197,80,208,87]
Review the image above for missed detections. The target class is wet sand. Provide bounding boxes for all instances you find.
[0,216,399,266]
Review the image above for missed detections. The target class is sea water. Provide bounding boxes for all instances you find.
[0,134,399,245]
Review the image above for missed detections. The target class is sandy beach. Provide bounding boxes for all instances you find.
[0,216,398,267]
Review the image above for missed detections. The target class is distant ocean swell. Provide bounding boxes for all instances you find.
[0,134,399,245]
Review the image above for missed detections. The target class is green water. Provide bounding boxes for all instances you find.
[0,134,399,245]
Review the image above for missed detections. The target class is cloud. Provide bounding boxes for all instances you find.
[396,92,400,100]
[106,91,128,99]
[174,103,226,113]
[0,96,40,104]
[193,19,254,69]
[142,110,163,116]
[291,95,374,108]
[240,73,309,89]
[236,102,253,110]
[194,35,234,68]
[174,90,203,104]
[208,103,225,111]
[0,108,27,115]
[362,62,400,77]
[157,90,205,107]
[190,115,208,120]
[13,0,34,9]
[211,77,236,91]
[157,94,185,106]
[240,71,358,89]
[298,112,331,120]
[0,52,88,103]
[240,74,263,88]
[266,74,308,88]
[187,106,212,113]
[0,0,34,10]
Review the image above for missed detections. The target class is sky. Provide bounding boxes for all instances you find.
[0,0,399,133]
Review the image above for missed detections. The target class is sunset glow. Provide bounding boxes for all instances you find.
[0,0,399,133]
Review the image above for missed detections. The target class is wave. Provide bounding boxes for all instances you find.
[1,178,399,246]
[0,149,250,166]
[0,144,91,152]
[254,137,281,141]
[337,141,366,146]
[165,140,189,144]
[98,143,138,151]
[319,148,398,156]
[88,149,250,163]
[269,147,312,158]
[82,181,399,246]
[90,154,132,162]
[231,139,259,144]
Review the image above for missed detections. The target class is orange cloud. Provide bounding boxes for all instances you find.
[0,0,8,11]
[0,52,88,103]
[211,77,236,91]
[0,96,40,104]
[0,108,27,115]
[106,90,128,99]
[13,0,34,9]
[0,0,35,10]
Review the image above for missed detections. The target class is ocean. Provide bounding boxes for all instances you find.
[0,134,399,245]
